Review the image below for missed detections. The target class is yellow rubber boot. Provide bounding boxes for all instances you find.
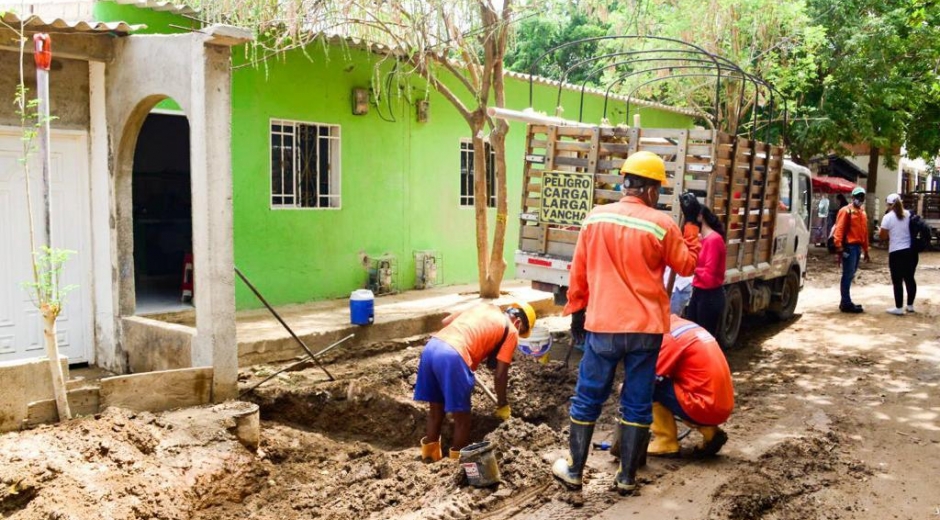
[648,403,680,457]
[694,426,728,457]
[449,448,461,460]
[420,436,443,463]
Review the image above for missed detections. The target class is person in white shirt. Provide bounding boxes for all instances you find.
[878,193,917,315]
[816,196,831,244]
[664,268,693,316]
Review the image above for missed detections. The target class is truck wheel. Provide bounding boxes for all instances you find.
[768,269,800,321]
[718,284,743,350]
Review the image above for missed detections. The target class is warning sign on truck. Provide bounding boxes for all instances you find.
[539,171,595,226]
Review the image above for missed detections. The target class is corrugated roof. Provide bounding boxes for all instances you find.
[0,10,142,33]
[112,0,196,15]
[504,70,700,118]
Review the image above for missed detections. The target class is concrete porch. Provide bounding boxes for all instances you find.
[140,280,559,368]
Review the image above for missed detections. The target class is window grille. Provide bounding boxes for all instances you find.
[459,139,496,208]
[271,120,341,209]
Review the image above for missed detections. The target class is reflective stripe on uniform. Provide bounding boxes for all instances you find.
[670,323,699,339]
[570,417,596,426]
[583,213,667,240]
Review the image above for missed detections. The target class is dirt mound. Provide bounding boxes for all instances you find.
[707,432,872,520]
[0,406,261,520]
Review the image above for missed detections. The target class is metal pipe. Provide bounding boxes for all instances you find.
[486,106,591,127]
[239,333,355,397]
[235,267,335,381]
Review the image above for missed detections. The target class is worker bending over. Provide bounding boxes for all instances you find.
[553,151,702,494]
[413,302,535,462]
[648,314,734,458]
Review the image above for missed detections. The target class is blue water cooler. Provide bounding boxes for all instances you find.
[350,289,374,325]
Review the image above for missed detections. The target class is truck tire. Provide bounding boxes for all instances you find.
[768,269,800,321]
[717,284,743,350]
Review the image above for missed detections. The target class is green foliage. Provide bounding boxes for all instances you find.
[21,247,78,315]
[509,0,940,164]
[505,5,610,85]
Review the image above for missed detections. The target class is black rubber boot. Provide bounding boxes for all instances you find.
[552,421,595,489]
[614,424,650,495]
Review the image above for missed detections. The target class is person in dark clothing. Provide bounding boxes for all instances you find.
[686,207,727,340]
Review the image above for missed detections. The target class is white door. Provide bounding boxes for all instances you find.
[0,129,93,364]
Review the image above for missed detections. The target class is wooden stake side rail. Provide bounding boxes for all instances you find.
[519,125,784,279]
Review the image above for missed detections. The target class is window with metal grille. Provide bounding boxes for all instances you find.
[459,139,496,207]
[271,120,341,209]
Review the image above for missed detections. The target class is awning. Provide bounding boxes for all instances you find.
[0,12,144,35]
[812,175,857,194]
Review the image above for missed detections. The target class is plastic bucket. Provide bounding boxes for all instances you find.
[459,441,501,487]
[517,326,552,358]
[349,289,374,325]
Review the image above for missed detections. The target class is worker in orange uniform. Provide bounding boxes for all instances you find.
[832,186,870,313]
[647,314,734,458]
[414,302,536,462]
[552,151,702,495]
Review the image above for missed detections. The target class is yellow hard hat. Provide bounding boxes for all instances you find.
[508,302,536,338]
[620,151,667,186]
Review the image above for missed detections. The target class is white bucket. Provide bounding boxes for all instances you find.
[517,326,552,357]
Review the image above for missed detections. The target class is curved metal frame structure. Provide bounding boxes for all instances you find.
[526,35,788,143]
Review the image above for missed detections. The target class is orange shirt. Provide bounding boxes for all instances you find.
[657,316,734,425]
[832,204,869,253]
[563,196,701,334]
[433,304,518,371]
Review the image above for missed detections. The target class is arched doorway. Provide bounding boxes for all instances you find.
[131,102,192,314]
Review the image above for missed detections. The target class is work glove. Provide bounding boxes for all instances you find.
[570,309,586,349]
[495,404,511,421]
[679,191,702,226]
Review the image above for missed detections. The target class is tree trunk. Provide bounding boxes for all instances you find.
[471,113,497,298]
[42,305,71,421]
[866,145,879,195]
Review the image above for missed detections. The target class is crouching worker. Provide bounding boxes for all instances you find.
[413,302,535,462]
[649,314,734,457]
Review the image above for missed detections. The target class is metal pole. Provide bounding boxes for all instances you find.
[234,267,335,381]
[35,36,52,250]
[34,33,70,421]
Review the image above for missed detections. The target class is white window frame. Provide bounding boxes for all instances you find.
[270,118,342,210]
[459,138,496,208]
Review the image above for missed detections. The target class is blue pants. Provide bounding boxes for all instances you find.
[653,377,697,424]
[413,338,475,413]
[569,332,662,426]
[840,244,862,306]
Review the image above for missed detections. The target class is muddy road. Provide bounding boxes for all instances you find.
[1,248,937,520]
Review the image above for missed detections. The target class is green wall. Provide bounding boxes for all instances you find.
[93,1,195,34]
[229,47,691,308]
[92,3,693,309]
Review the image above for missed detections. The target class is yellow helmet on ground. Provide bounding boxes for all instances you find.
[620,151,667,186]
[507,302,536,338]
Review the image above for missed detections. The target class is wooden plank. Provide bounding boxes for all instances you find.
[555,156,590,169]
[525,197,541,209]
[26,387,100,426]
[684,179,708,191]
[555,140,593,153]
[99,367,213,413]
[526,183,542,194]
[598,143,632,155]
[672,130,688,222]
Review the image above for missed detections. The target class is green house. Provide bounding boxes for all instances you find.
[92,1,694,309]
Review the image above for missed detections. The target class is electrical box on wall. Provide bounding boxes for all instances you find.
[416,100,429,123]
[352,88,369,115]
[414,250,442,290]
[364,253,398,295]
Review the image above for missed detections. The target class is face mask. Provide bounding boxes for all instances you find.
[852,198,864,207]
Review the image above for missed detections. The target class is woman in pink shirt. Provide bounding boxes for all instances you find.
[686,207,727,339]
